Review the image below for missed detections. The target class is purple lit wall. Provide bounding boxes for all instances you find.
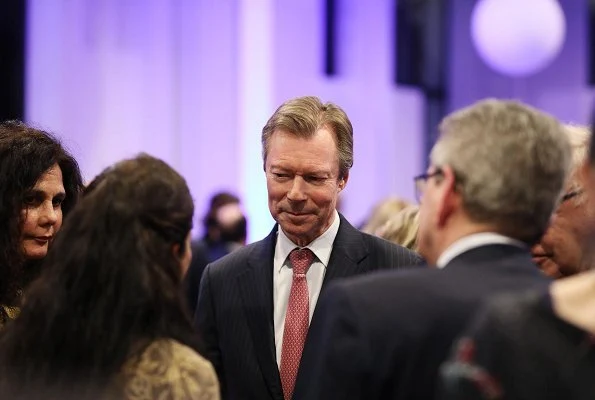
[26,0,424,241]
[27,1,594,242]
[270,0,424,230]
[26,0,244,236]
[449,0,595,123]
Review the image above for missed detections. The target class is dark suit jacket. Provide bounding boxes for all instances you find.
[293,244,551,400]
[194,214,422,400]
[184,239,231,315]
[439,290,595,400]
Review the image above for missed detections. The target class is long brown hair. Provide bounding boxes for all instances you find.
[0,154,199,399]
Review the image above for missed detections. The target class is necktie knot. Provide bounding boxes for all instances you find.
[289,248,314,276]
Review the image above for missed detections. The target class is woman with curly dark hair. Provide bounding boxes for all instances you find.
[0,120,83,327]
[0,154,219,400]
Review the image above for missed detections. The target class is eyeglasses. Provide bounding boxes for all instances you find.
[413,169,443,202]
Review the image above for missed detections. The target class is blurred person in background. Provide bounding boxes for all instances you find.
[184,191,247,314]
[0,154,219,400]
[360,196,411,234]
[439,119,595,400]
[294,99,570,400]
[197,192,247,262]
[376,204,420,251]
[532,125,595,278]
[0,121,83,329]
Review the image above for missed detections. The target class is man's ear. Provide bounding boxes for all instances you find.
[436,165,459,227]
[338,172,349,191]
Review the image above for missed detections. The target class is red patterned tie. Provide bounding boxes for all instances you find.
[280,248,315,400]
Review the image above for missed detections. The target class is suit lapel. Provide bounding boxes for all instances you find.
[236,216,369,399]
[237,227,284,400]
[322,214,368,285]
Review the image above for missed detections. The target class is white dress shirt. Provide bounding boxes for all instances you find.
[273,210,340,366]
[436,232,527,269]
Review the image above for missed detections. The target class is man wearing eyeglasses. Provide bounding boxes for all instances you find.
[293,99,571,400]
[532,125,595,278]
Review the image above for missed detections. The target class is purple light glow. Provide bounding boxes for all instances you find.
[450,0,594,123]
[26,0,425,241]
[471,0,566,77]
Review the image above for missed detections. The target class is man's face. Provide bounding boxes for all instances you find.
[416,166,447,265]
[533,172,595,277]
[265,128,346,247]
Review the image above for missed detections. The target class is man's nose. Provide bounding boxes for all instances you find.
[287,177,307,202]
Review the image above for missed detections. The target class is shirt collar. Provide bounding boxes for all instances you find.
[436,232,527,269]
[276,210,341,272]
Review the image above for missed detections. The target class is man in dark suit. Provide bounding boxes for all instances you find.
[293,99,573,400]
[194,96,421,400]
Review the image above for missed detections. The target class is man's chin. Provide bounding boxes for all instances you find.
[280,213,315,227]
[280,223,309,236]
[279,223,317,245]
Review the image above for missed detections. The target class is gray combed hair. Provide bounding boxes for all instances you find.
[431,99,572,244]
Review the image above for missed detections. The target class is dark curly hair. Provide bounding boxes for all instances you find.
[0,120,83,309]
[0,154,199,399]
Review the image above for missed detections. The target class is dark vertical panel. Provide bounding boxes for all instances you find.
[0,0,25,121]
[324,0,337,76]
[394,0,449,163]
[422,0,448,160]
[395,0,424,86]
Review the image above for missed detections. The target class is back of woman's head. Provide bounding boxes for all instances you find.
[0,154,196,398]
[60,154,194,322]
[0,120,82,305]
[361,197,411,235]
[377,205,420,251]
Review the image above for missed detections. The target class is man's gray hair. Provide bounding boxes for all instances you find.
[431,99,572,244]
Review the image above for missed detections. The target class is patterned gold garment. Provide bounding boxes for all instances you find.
[0,304,20,329]
[120,339,220,400]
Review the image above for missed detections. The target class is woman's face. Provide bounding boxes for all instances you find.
[20,164,66,260]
